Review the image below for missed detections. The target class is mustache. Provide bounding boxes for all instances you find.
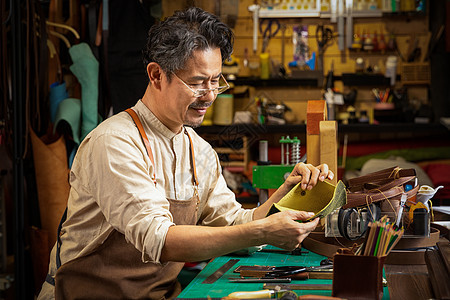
[189,101,213,109]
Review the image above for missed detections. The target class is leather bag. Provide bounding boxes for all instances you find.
[344,166,419,209]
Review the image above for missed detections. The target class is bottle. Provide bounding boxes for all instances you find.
[259,52,270,80]
[378,31,386,52]
[352,31,362,50]
[372,31,378,51]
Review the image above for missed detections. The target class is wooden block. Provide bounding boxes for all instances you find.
[307,100,327,167]
[306,135,320,166]
[307,100,327,135]
[320,121,338,185]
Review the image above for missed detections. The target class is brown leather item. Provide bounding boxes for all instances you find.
[332,254,386,300]
[344,166,419,209]
[54,109,200,299]
[303,225,441,265]
[125,108,157,184]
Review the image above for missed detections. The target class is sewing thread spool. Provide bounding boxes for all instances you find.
[213,94,234,125]
[291,137,301,165]
[259,140,269,163]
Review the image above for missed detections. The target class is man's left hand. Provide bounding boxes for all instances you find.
[283,163,334,192]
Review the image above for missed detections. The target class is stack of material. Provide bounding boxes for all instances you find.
[425,241,450,299]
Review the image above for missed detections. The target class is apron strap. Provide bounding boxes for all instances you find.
[125,108,157,185]
[126,107,198,188]
[185,128,199,187]
[45,108,199,286]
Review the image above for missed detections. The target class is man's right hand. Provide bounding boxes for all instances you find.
[259,210,319,250]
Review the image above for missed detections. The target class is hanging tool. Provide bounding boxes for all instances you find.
[337,0,345,51]
[346,0,353,49]
[279,23,287,77]
[260,18,281,53]
[330,0,337,23]
[316,24,333,71]
[248,4,260,54]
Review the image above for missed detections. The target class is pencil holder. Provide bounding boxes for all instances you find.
[332,253,386,300]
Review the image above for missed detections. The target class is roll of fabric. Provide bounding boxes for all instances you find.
[49,81,69,123]
[30,128,70,251]
[54,97,82,145]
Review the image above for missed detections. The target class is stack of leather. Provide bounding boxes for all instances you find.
[425,241,450,299]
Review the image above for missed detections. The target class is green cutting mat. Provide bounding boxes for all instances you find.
[178,246,390,299]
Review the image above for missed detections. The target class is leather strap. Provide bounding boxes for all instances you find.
[186,131,199,187]
[344,179,419,209]
[344,166,419,209]
[125,108,156,185]
[347,167,416,191]
[125,108,199,187]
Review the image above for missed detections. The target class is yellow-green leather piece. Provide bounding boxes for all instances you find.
[267,180,347,221]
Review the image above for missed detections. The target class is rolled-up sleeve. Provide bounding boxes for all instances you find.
[196,147,255,227]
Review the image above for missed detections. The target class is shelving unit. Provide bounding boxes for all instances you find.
[199,134,250,172]
[196,123,449,136]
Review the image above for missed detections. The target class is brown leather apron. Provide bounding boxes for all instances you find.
[54,108,200,299]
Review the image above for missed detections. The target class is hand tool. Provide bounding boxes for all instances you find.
[248,4,260,54]
[227,289,293,299]
[345,0,353,49]
[263,283,333,290]
[260,18,280,53]
[259,247,308,255]
[239,269,309,280]
[396,193,407,228]
[234,263,333,279]
[337,0,345,51]
[202,259,239,284]
[229,277,292,283]
[315,24,333,71]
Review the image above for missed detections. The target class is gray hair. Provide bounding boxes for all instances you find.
[142,7,234,81]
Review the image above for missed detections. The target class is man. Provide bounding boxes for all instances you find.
[39,7,333,299]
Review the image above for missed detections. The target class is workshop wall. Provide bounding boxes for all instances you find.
[166,0,431,124]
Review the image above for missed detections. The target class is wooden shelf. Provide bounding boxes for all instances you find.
[193,123,449,136]
[212,136,250,171]
[231,77,322,87]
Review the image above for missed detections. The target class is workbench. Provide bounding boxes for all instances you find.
[177,208,450,299]
[177,245,390,299]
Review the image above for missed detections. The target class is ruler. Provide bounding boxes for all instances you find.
[202,259,239,284]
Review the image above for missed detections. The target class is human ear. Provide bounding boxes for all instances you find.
[147,62,162,90]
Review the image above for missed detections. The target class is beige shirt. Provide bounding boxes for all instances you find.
[39,100,255,299]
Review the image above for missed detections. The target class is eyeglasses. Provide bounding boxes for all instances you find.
[172,72,230,98]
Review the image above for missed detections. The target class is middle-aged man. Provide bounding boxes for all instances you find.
[38,7,333,299]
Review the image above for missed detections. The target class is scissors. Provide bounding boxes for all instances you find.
[235,261,333,279]
[316,24,334,70]
[260,19,280,53]
[316,24,334,54]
